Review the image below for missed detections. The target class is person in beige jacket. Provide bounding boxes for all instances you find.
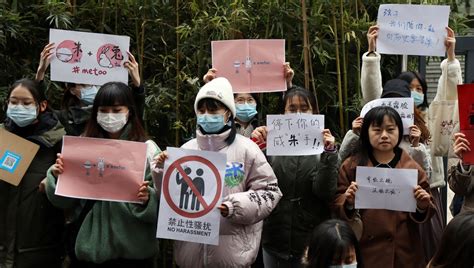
[154,77,282,267]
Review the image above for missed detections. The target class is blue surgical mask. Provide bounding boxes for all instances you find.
[6,104,38,127]
[80,85,98,105]
[329,262,357,268]
[197,113,227,133]
[236,103,257,122]
[411,91,424,106]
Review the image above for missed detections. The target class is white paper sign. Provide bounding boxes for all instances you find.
[49,29,130,85]
[377,4,450,56]
[156,147,226,245]
[266,114,324,156]
[360,98,414,134]
[355,166,417,212]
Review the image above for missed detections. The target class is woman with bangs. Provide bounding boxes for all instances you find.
[334,106,435,268]
[252,86,339,267]
[44,82,158,267]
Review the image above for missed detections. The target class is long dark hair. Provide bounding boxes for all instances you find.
[83,82,146,141]
[282,86,318,114]
[196,98,236,145]
[429,211,474,267]
[4,78,48,113]
[304,219,363,268]
[397,71,428,109]
[356,106,403,165]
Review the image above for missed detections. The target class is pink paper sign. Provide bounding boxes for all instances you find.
[457,84,474,164]
[55,136,147,203]
[211,39,286,93]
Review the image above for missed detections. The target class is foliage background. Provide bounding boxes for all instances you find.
[0,0,470,147]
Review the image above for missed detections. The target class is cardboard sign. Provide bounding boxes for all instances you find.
[55,136,147,203]
[377,4,450,56]
[0,128,39,186]
[266,114,325,156]
[49,29,130,85]
[457,84,474,164]
[156,147,226,245]
[355,166,418,212]
[211,39,286,93]
[360,97,414,134]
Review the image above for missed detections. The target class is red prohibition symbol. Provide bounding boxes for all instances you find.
[162,155,222,218]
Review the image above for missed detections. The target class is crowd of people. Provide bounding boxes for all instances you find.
[1,24,473,268]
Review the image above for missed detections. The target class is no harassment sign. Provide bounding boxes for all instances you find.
[156,147,226,245]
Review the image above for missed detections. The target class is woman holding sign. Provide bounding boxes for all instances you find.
[154,77,282,267]
[0,78,66,267]
[35,43,146,136]
[359,25,463,262]
[251,86,339,267]
[44,82,158,267]
[333,106,435,268]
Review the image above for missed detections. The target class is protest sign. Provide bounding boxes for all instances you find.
[49,29,130,85]
[55,136,147,203]
[457,84,474,164]
[355,166,418,212]
[360,97,414,134]
[266,114,324,156]
[156,147,226,245]
[377,4,450,56]
[0,128,39,186]
[211,39,286,93]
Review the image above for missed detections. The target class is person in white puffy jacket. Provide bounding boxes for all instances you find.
[154,77,282,268]
[341,25,463,263]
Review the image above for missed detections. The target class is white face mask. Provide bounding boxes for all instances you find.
[97,112,128,133]
[329,262,357,268]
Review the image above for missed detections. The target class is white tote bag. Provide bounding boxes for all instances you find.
[429,100,459,156]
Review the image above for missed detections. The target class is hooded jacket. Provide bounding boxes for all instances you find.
[172,129,282,267]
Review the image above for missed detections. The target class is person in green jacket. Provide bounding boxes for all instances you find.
[0,78,66,268]
[44,82,158,267]
[252,86,339,267]
[35,43,146,136]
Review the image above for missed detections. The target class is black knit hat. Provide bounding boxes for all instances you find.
[381,79,411,98]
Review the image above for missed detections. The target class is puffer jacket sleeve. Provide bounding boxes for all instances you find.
[45,166,79,209]
[222,144,282,225]
[338,130,359,163]
[361,52,383,104]
[432,59,462,102]
[406,143,432,180]
[313,151,338,201]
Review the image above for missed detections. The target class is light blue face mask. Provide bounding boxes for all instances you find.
[197,113,229,133]
[411,91,424,106]
[6,104,38,127]
[329,262,357,268]
[235,103,257,122]
[80,85,99,105]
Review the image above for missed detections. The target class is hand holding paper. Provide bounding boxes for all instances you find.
[322,129,335,151]
[51,153,64,178]
[367,25,379,52]
[137,181,150,205]
[124,52,140,87]
[445,27,456,61]
[36,43,55,81]
[352,117,364,136]
[345,181,359,206]
[453,132,471,159]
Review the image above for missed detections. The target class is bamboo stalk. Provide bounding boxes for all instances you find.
[332,4,344,133]
[355,0,361,100]
[302,0,310,90]
[340,0,348,133]
[175,0,180,146]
